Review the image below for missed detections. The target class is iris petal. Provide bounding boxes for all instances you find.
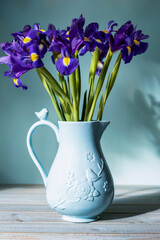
[0,56,11,64]
[12,78,27,90]
[56,57,79,75]
[133,42,148,56]
[29,44,44,68]
[122,47,133,64]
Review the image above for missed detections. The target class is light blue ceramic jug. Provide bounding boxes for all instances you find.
[27,108,114,222]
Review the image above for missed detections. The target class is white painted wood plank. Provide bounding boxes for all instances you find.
[1,203,160,213]
[0,209,160,224]
[0,233,160,240]
[0,185,45,195]
[0,222,160,234]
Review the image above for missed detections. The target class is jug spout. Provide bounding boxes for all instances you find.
[96,121,110,140]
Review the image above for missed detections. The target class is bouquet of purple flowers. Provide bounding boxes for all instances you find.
[0,15,149,121]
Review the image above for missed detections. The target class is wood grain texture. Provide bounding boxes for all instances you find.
[0,185,160,240]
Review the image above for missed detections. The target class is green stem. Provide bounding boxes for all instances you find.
[58,72,68,95]
[97,94,104,121]
[87,48,113,121]
[69,72,79,121]
[97,52,122,120]
[81,90,87,121]
[104,52,121,104]
[36,69,65,121]
[57,73,71,121]
[88,47,99,100]
[75,59,81,110]
[84,94,93,121]
[39,66,73,111]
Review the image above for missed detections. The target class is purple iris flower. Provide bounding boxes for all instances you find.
[48,15,85,75]
[56,46,79,75]
[11,25,31,43]
[68,14,85,52]
[121,27,149,64]
[80,20,117,57]
[88,21,117,75]
[79,20,117,76]
[110,21,133,53]
[47,24,57,43]
[80,22,99,56]
[132,30,149,56]
[12,23,48,58]
[49,34,80,75]
[110,21,149,63]
[0,23,47,89]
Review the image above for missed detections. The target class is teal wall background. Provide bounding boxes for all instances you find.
[0,0,160,185]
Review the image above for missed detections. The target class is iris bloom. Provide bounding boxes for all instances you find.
[110,21,133,53]
[110,21,149,63]
[0,16,149,92]
[0,24,48,89]
[83,20,117,75]
[80,22,99,56]
[121,30,149,63]
[48,15,85,75]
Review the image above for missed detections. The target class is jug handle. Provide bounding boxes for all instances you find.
[26,109,59,187]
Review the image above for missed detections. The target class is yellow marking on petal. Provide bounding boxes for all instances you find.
[66,37,69,40]
[103,30,109,34]
[13,78,18,86]
[127,46,131,55]
[84,37,90,42]
[134,39,140,45]
[40,29,45,32]
[30,53,39,62]
[96,39,102,43]
[63,57,70,67]
[39,44,44,50]
[23,37,31,43]
[66,31,69,35]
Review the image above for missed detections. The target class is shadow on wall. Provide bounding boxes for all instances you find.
[102,59,160,185]
[129,89,160,155]
[105,59,160,159]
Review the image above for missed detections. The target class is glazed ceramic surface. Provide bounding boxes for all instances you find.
[27,108,114,222]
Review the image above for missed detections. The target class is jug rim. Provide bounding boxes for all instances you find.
[58,120,110,124]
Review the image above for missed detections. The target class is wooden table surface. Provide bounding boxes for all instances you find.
[0,185,160,240]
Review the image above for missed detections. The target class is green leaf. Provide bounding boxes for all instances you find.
[87,48,113,121]
[97,94,104,121]
[69,71,79,121]
[39,66,73,111]
[81,90,87,121]
[36,69,65,121]
[104,52,121,105]
[88,47,99,99]
[58,72,69,95]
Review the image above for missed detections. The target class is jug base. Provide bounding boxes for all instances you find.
[62,215,99,223]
